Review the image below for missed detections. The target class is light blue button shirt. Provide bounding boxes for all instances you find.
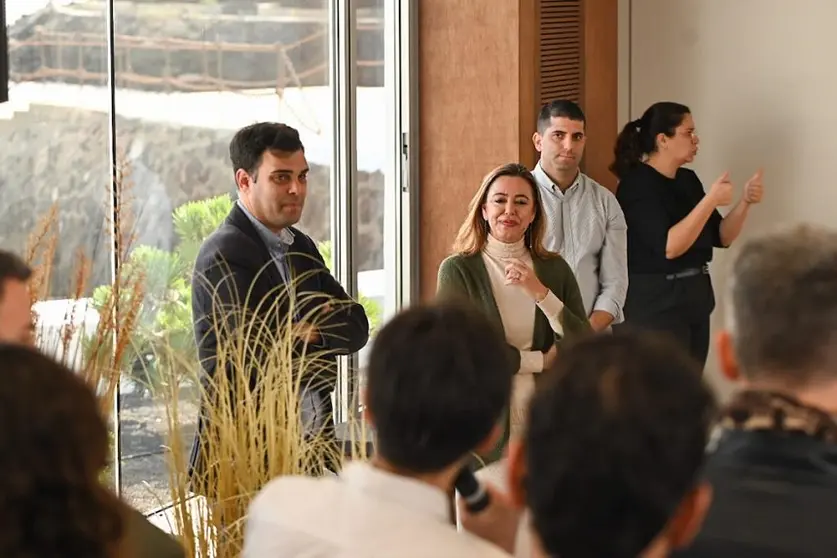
[237,199,295,289]
[531,164,628,323]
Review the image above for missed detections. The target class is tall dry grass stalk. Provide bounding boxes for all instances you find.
[25,158,372,557]
[158,264,370,557]
[25,157,145,420]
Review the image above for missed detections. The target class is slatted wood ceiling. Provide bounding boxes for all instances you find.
[539,0,582,106]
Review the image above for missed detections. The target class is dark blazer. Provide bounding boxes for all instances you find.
[189,204,369,479]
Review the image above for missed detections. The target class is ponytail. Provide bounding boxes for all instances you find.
[609,119,644,180]
[610,102,692,180]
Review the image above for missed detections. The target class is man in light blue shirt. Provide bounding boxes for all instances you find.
[532,100,628,332]
[236,198,296,297]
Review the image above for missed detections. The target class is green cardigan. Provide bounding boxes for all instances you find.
[437,251,591,379]
[436,251,591,462]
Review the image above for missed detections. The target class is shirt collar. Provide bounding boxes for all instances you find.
[237,199,295,247]
[533,162,583,199]
[340,462,451,525]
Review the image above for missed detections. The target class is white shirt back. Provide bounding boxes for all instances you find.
[243,461,512,558]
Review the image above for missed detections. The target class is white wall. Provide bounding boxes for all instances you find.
[621,0,837,398]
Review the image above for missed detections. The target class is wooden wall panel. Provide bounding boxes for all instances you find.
[581,0,619,190]
[418,0,527,301]
[519,0,539,171]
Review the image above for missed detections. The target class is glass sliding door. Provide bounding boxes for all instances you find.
[109,0,335,513]
[332,0,414,423]
[2,0,114,479]
[1,0,415,523]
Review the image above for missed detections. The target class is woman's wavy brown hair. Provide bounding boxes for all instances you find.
[452,163,556,258]
[0,345,125,558]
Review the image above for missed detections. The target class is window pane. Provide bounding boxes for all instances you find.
[112,0,332,515]
[355,0,393,374]
[3,0,113,476]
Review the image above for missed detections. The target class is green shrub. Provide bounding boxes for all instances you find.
[90,194,381,391]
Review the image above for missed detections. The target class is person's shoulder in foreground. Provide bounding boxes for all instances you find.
[243,464,512,558]
[517,331,716,558]
[123,506,186,558]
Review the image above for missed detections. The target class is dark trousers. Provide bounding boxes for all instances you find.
[300,381,341,473]
[615,271,715,370]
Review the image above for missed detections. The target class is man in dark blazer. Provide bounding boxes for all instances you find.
[189,122,369,486]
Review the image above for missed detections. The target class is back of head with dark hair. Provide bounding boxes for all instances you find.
[229,122,305,178]
[728,224,837,386]
[0,345,124,557]
[525,331,715,558]
[0,250,31,299]
[610,101,691,179]
[536,100,586,134]
[365,302,512,473]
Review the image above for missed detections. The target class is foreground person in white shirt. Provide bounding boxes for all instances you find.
[464,331,716,558]
[243,302,517,557]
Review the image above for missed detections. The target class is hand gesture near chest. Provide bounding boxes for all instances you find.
[504,258,548,302]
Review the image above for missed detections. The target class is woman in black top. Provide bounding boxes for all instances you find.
[610,102,763,369]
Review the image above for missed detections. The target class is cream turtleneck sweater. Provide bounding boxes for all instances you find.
[482,235,566,434]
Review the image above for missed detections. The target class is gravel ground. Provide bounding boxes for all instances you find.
[118,385,199,514]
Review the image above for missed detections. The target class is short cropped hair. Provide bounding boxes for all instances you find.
[365,302,512,473]
[727,224,837,386]
[537,100,586,134]
[525,332,715,558]
[229,122,304,178]
[0,250,31,300]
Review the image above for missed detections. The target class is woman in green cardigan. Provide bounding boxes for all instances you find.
[437,163,591,460]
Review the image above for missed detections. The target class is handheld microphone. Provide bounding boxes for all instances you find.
[454,466,490,513]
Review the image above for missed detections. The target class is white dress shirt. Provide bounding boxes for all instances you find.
[531,163,628,323]
[243,461,512,558]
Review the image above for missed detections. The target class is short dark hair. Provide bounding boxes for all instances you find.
[728,225,837,386]
[525,332,715,558]
[365,302,512,473]
[0,250,31,299]
[610,101,691,179]
[537,100,586,134]
[0,345,124,556]
[229,122,304,178]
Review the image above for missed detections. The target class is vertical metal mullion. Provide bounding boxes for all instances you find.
[383,0,399,320]
[329,0,358,425]
[396,0,419,307]
[105,0,121,495]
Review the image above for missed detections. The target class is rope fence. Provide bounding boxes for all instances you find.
[9,26,383,92]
